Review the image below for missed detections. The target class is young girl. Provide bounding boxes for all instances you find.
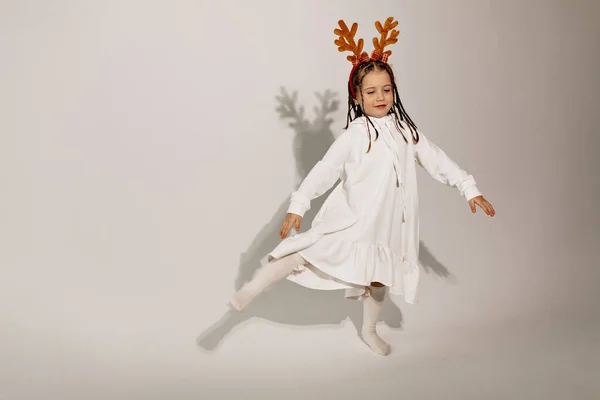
[231,17,495,356]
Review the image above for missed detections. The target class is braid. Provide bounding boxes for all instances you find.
[344,60,419,151]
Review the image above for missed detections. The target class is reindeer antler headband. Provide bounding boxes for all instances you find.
[334,17,400,99]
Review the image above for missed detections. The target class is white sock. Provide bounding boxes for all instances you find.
[361,285,391,356]
[230,253,306,312]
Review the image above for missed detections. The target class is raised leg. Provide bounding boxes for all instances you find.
[230,253,306,312]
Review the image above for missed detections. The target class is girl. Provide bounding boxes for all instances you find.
[230,17,495,356]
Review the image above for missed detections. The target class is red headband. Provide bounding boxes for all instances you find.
[347,51,391,98]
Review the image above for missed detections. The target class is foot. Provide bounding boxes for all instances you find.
[361,327,391,356]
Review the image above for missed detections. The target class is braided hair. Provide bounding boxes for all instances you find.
[344,60,420,152]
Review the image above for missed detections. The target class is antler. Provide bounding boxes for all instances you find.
[372,17,399,57]
[334,20,364,63]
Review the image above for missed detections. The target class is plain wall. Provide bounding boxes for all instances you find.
[1,0,598,398]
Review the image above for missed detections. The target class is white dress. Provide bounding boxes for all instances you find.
[265,115,482,304]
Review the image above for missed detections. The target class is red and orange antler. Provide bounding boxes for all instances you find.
[372,17,399,58]
[334,20,365,65]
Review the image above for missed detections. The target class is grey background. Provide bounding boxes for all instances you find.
[1,0,599,399]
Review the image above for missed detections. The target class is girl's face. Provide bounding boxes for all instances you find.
[356,69,394,118]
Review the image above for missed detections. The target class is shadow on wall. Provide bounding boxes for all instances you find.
[196,88,453,352]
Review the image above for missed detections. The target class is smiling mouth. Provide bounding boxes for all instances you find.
[375,105,387,108]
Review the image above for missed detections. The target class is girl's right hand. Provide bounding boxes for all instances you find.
[280,213,302,239]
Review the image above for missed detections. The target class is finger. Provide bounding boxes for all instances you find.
[280,218,288,234]
[475,200,486,213]
[470,200,476,213]
[481,202,491,216]
[284,220,292,237]
[482,200,494,216]
[280,221,289,238]
[476,199,490,215]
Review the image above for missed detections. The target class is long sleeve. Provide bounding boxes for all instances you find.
[414,131,482,201]
[287,131,354,217]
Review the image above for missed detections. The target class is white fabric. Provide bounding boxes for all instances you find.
[231,253,308,311]
[361,285,390,356]
[265,115,482,304]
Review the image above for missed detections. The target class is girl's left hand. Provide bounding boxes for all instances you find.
[469,195,495,216]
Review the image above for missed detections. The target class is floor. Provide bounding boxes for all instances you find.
[3,306,599,400]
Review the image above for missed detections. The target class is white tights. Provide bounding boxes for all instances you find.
[230,253,391,356]
[361,285,390,356]
[230,253,307,312]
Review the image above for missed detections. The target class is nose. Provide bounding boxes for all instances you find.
[376,90,384,101]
